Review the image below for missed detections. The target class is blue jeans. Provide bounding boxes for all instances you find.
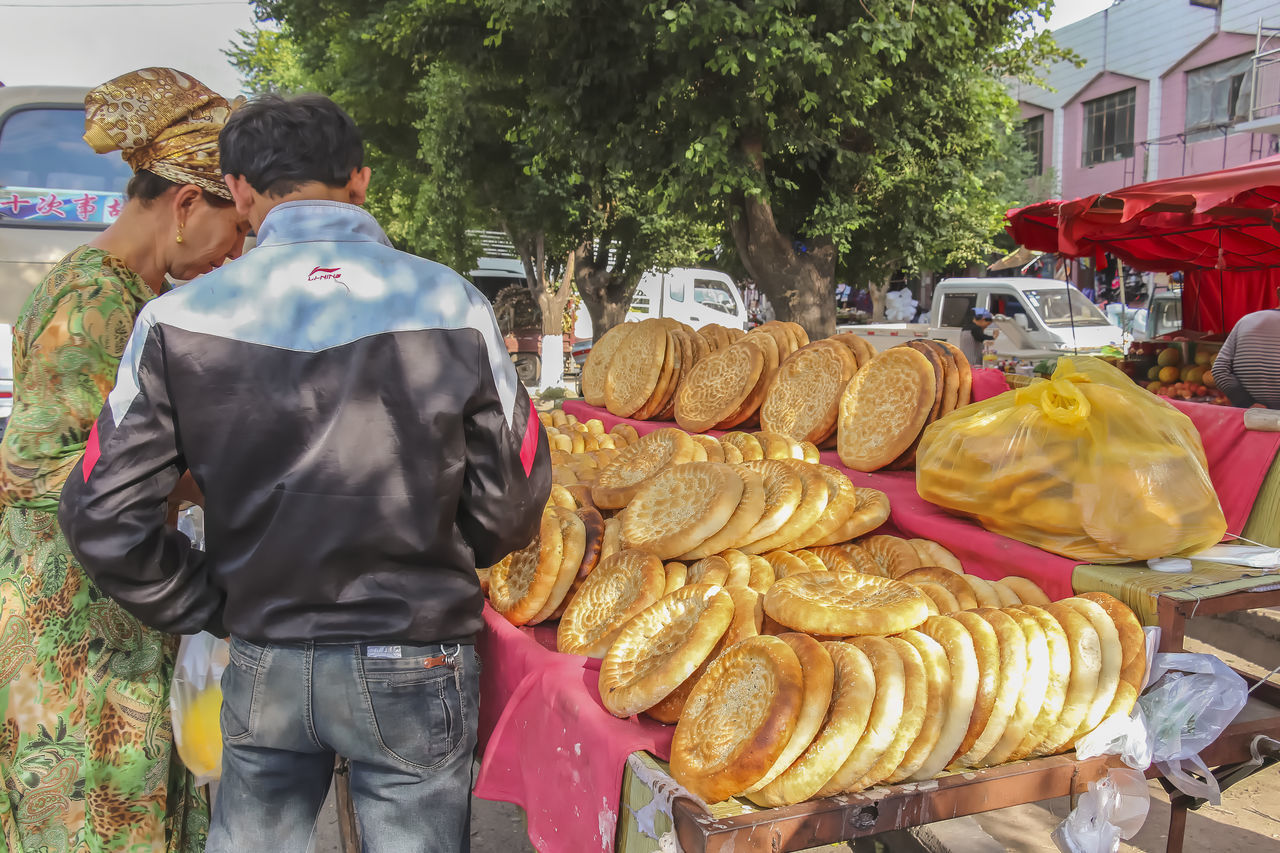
[206,638,479,853]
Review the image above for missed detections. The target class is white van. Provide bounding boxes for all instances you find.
[624,268,750,332]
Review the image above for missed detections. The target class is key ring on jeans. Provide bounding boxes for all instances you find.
[442,643,461,667]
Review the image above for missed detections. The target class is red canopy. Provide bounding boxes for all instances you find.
[1005,155,1280,332]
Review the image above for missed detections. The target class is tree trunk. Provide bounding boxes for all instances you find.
[575,244,639,342]
[868,273,893,322]
[919,269,935,321]
[726,138,837,340]
[515,233,573,391]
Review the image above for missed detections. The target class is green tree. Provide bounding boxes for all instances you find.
[482,0,1065,334]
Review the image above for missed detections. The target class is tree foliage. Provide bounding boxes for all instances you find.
[238,0,1061,338]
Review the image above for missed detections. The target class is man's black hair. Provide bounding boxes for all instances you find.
[219,94,364,196]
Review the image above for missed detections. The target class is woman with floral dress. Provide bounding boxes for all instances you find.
[0,68,247,852]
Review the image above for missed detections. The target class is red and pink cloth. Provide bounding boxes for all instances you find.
[474,369,1279,851]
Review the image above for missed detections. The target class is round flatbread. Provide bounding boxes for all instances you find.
[914,581,961,614]
[962,575,1004,610]
[1078,592,1147,719]
[896,567,978,611]
[753,431,803,461]
[598,584,735,717]
[489,510,563,626]
[740,461,831,555]
[935,340,973,409]
[956,609,1027,767]
[621,462,746,560]
[763,573,930,637]
[794,550,828,574]
[528,507,588,624]
[853,637,927,790]
[910,615,980,780]
[742,634,835,794]
[691,434,726,463]
[907,539,964,574]
[682,465,767,559]
[860,534,922,579]
[813,488,890,546]
[786,465,858,550]
[675,343,765,434]
[836,543,887,577]
[806,546,858,575]
[817,636,905,796]
[888,630,950,783]
[720,431,764,461]
[633,329,677,421]
[989,580,1022,608]
[982,608,1050,767]
[686,556,731,586]
[1000,576,1051,607]
[947,611,1001,765]
[591,427,699,510]
[1058,597,1122,742]
[719,550,754,589]
[557,549,667,658]
[1009,604,1071,761]
[764,550,813,580]
[605,319,669,417]
[838,346,936,472]
[1034,603,1102,756]
[582,323,638,407]
[664,562,688,596]
[550,505,606,620]
[760,341,858,444]
[748,641,876,807]
[736,460,804,548]
[670,636,805,803]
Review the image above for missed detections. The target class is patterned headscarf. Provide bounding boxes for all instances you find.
[82,67,235,200]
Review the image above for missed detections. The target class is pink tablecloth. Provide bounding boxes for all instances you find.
[474,605,673,853]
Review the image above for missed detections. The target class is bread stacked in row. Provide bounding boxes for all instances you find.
[599,578,1143,806]
[836,340,972,472]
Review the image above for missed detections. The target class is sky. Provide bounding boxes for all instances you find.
[0,0,1117,98]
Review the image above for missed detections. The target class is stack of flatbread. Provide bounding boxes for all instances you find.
[651,589,1144,805]
[672,322,810,431]
[585,318,710,420]
[837,341,972,472]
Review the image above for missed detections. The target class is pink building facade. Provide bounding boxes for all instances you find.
[1013,0,1280,200]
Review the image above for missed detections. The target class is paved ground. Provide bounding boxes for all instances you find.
[309,606,1278,852]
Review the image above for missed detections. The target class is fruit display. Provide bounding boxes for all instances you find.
[1125,341,1229,404]
[917,357,1227,563]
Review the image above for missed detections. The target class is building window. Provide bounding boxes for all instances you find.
[1022,115,1045,175]
[1185,53,1253,142]
[1081,88,1136,167]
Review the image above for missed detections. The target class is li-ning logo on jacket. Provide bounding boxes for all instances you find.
[308,266,342,282]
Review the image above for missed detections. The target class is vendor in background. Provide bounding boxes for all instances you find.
[835,281,852,309]
[960,306,999,366]
[1211,290,1280,409]
[0,68,247,852]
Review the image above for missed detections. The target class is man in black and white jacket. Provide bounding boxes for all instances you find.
[60,94,550,853]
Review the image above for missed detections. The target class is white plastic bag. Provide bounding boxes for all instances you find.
[1052,768,1150,853]
[1139,652,1249,805]
[171,632,229,786]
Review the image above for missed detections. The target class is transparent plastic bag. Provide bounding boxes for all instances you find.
[1052,768,1151,853]
[170,632,229,786]
[1139,652,1249,805]
[917,357,1226,563]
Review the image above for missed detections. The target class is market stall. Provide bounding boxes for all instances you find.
[1005,153,1280,336]
[470,321,1279,853]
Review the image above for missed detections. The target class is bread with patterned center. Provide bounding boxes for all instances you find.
[763,572,930,637]
[598,584,735,717]
[838,346,936,471]
[528,507,588,624]
[812,487,891,546]
[740,461,830,554]
[557,549,667,658]
[620,462,746,560]
[859,534,922,579]
[582,323,638,407]
[747,640,876,807]
[681,465,767,559]
[591,427,699,510]
[604,319,669,417]
[741,633,835,794]
[760,341,858,444]
[670,635,805,802]
[488,509,563,626]
[675,342,765,434]
[785,465,858,550]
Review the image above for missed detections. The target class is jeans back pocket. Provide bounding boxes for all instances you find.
[361,656,466,771]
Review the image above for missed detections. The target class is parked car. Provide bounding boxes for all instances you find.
[837,277,1123,360]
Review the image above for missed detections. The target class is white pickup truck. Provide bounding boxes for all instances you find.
[836,277,1123,361]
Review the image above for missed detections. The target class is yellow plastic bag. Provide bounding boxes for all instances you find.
[170,632,229,785]
[916,357,1226,563]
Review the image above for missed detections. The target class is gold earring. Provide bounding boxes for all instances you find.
[176,225,184,245]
